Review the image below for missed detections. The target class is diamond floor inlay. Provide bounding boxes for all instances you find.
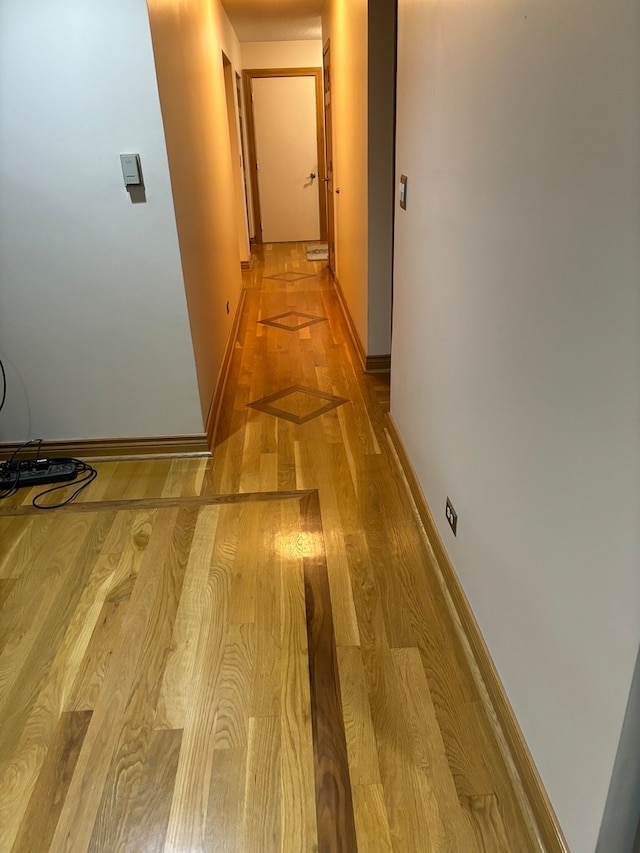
[264,271,316,283]
[247,385,349,425]
[259,311,327,332]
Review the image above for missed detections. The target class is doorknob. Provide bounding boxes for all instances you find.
[308,172,316,180]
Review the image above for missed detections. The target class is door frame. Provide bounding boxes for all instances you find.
[322,41,336,273]
[242,67,327,245]
[222,52,250,264]
[235,70,252,248]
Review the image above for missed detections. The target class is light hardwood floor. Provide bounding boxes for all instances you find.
[0,243,539,852]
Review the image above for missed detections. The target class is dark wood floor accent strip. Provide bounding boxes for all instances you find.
[0,489,314,517]
[10,710,93,853]
[264,271,315,282]
[248,385,348,426]
[260,311,327,331]
[300,491,358,853]
[114,728,183,853]
[0,578,17,609]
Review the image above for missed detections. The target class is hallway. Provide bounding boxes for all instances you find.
[0,244,537,851]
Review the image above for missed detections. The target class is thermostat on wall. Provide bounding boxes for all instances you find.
[120,153,142,186]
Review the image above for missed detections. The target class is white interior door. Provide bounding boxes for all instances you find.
[252,75,320,243]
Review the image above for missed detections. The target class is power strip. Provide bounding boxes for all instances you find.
[0,457,79,490]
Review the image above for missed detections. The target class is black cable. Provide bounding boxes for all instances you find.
[0,438,42,497]
[0,357,6,413]
[6,438,41,467]
[7,438,42,465]
[0,443,98,508]
[31,459,98,509]
[0,482,18,499]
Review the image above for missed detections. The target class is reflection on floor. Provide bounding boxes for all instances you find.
[0,242,538,852]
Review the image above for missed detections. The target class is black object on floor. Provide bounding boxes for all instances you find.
[0,457,79,489]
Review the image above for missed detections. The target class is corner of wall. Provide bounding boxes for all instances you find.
[147,0,244,423]
[366,0,396,358]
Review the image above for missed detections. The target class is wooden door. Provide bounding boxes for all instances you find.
[245,69,326,244]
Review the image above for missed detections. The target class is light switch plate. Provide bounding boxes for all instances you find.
[120,153,142,186]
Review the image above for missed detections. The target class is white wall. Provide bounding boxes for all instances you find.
[220,8,244,70]
[392,2,640,851]
[367,0,395,357]
[240,40,322,69]
[322,0,394,361]
[147,0,246,425]
[220,8,251,264]
[322,0,369,354]
[0,0,203,441]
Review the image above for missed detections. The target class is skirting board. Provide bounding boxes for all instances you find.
[385,413,569,853]
[206,286,247,448]
[0,434,210,461]
[331,273,391,375]
[365,354,391,373]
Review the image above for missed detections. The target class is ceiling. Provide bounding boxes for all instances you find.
[220,0,325,42]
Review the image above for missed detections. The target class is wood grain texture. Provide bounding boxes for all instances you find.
[279,498,318,851]
[119,728,182,853]
[87,506,197,853]
[301,491,358,853]
[0,489,312,517]
[242,715,281,852]
[9,711,92,853]
[0,513,117,851]
[155,505,221,731]
[352,784,394,853]
[462,793,513,853]
[0,578,16,609]
[48,509,181,853]
[205,748,248,852]
[0,242,548,852]
[219,244,542,850]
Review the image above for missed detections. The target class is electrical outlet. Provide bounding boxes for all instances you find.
[445,497,457,536]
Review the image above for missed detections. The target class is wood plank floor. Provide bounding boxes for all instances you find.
[0,243,539,852]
